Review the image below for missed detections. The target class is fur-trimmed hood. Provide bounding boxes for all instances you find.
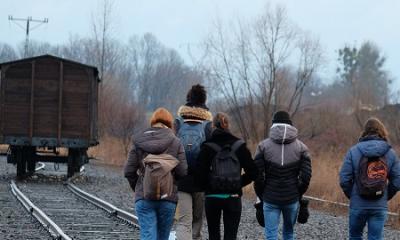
[177,105,212,121]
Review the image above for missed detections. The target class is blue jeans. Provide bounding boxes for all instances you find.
[263,201,299,240]
[135,200,176,240]
[349,208,387,240]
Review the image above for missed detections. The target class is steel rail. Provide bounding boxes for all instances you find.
[66,181,139,227]
[35,162,45,171]
[10,180,72,240]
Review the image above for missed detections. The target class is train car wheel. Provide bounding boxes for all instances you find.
[67,149,80,178]
[16,148,26,178]
[67,153,75,178]
[26,147,36,175]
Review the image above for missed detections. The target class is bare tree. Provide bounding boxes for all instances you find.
[204,18,251,140]
[202,4,322,141]
[288,34,323,116]
[0,43,17,62]
[128,33,205,112]
[102,80,144,156]
[91,0,120,83]
[252,5,298,137]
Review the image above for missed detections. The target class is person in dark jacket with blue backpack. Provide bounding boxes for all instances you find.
[195,112,258,240]
[340,117,400,240]
[175,84,213,240]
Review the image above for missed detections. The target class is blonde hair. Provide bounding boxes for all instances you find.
[150,108,174,129]
[360,117,389,141]
[213,112,230,130]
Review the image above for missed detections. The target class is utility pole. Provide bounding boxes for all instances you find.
[8,16,49,57]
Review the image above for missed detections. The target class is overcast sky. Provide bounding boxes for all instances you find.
[1,0,399,89]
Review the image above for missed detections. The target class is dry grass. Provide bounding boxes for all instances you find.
[88,135,128,166]
[0,144,9,154]
[307,149,400,227]
[92,135,400,227]
[307,149,349,205]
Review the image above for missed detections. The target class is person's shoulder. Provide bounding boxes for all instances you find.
[256,138,272,151]
[295,139,309,152]
[260,138,271,145]
[386,148,398,161]
[348,143,360,153]
[235,140,251,155]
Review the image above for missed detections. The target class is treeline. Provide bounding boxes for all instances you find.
[199,5,395,149]
[0,3,397,157]
[0,33,205,154]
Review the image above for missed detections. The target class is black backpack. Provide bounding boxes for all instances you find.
[204,140,244,193]
[356,155,388,200]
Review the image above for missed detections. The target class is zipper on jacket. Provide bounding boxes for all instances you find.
[281,125,287,166]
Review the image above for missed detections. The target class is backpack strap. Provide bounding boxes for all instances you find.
[175,117,184,132]
[204,142,221,153]
[204,140,245,155]
[231,140,245,153]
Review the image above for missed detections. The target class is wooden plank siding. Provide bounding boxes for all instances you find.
[0,55,98,147]
[3,62,32,137]
[62,62,90,139]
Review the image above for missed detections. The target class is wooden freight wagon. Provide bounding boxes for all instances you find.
[0,55,99,178]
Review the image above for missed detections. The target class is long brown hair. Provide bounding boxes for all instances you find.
[360,117,389,141]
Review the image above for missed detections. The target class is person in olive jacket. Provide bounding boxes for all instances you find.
[124,108,187,240]
[195,112,258,240]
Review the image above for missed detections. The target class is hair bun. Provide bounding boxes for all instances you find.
[186,84,207,106]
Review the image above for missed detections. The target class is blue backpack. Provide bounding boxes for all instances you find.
[176,117,208,169]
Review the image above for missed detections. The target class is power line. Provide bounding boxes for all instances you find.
[8,16,49,57]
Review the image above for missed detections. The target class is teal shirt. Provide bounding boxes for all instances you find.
[206,194,239,199]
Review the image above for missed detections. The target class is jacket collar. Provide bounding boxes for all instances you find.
[177,105,212,121]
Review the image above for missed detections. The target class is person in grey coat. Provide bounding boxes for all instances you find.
[124,108,187,240]
[254,110,312,240]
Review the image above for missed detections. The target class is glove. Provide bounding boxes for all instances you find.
[254,199,265,227]
[297,198,310,224]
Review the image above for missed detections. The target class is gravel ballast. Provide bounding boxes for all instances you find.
[0,157,52,240]
[1,158,400,239]
[75,160,400,240]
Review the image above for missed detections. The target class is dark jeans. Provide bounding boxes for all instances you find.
[349,208,387,240]
[205,197,242,240]
[135,200,176,240]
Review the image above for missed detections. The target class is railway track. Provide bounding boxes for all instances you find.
[0,181,52,240]
[12,179,140,240]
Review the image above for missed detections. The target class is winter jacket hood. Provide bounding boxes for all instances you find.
[357,136,391,158]
[124,127,187,203]
[135,127,176,154]
[269,124,298,144]
[177,105,213,121]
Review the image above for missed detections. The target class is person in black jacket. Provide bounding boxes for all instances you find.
[196,112,258,240]
[175,84,213,240]
[254,110,312,240]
